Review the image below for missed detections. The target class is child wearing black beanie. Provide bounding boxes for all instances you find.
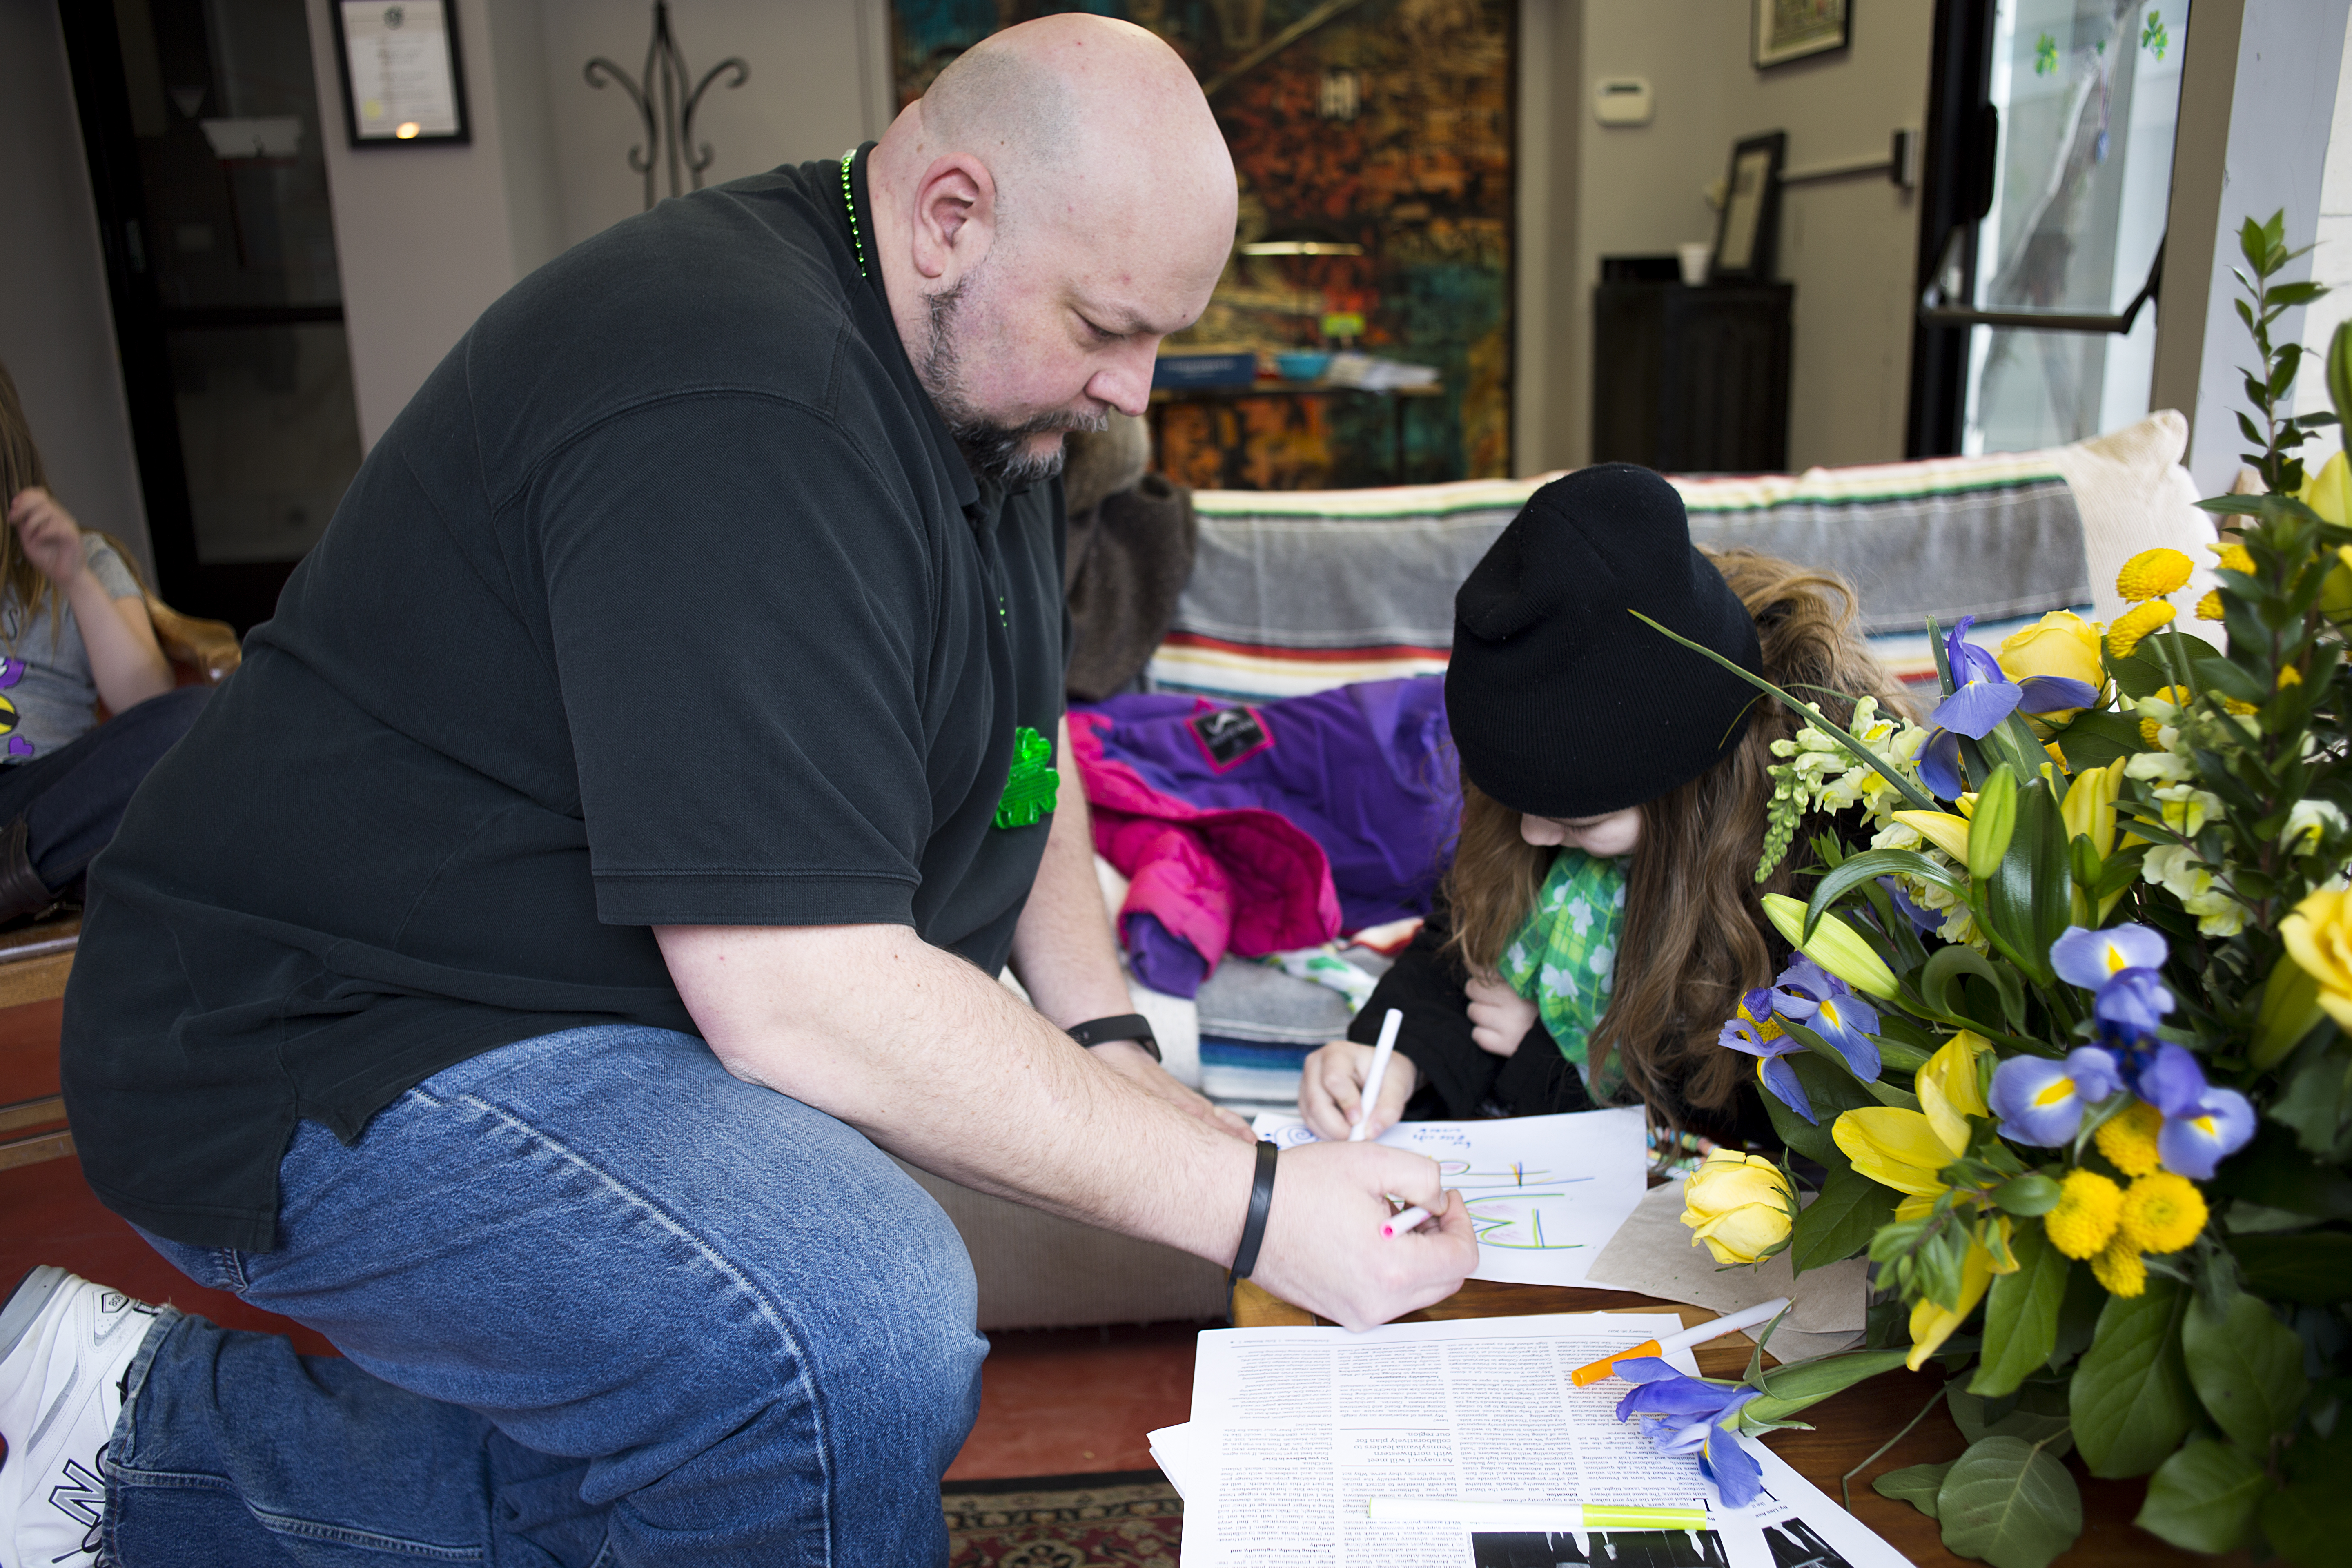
[1296,465,1912,1143]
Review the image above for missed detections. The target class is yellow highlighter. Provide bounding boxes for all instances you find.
[1568,1297,1790,1387]
[1368,1499,1709,1530]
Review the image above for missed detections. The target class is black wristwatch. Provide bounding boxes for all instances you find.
[1067,1013,1161,1062]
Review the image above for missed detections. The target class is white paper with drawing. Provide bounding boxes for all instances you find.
[1170,1313,1913,1568]
[1250,1106,1648,1286]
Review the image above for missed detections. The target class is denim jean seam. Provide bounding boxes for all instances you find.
[446,1087,838,1556]
[109,1462,486,1560]
[219,1246,249,1292]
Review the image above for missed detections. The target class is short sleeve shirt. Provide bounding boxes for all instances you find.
[62,149,1071,1251]
[0,535,141,760]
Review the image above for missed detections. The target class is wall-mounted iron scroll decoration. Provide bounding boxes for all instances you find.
[584,1,748,211]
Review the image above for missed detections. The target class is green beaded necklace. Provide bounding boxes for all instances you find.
[837,148,868,278]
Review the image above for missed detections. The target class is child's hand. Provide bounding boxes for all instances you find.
[7,488,86,587]
[1298,1039,1418,1142]
[1465,973,1538,1058]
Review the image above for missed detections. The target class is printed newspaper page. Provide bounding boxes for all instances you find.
[1178,1313,1914,1568]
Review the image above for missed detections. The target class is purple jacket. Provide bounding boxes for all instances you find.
[1071,677,1458,994]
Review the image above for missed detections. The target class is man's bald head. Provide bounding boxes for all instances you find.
[866,14,1236,480]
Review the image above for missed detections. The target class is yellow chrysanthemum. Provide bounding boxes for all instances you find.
[2091,1238,2146,1297]
[2196,590,2225,621]
[2138,683,2189,746]
[2280,666,2303,689]
[2116,1172,2207,1255]
[2118,548,2194,602]
[2108,600,2177,658]
[2094,1101,2165,1177]
[2045,1169,2124,1259]
[2222,695,2258,716]
[2210,541,2256,576]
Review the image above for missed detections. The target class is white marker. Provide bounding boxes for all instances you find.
[1568,1296,1793,1386]
[1380,1205,1432,1239]
[1349,1007,1403,1142]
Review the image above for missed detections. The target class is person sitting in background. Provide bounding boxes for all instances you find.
[0,360,207,925]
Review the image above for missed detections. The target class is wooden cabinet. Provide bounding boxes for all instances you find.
[1593,280,1793,473]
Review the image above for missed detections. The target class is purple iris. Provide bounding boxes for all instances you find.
[1719,987,1815,1123]
[1987,1047,2123,1145]
[2137,1042,2257,1179]
[1613,1358,1763,1506]
[1768,958,1882,1081]
[1878,876,1942,937]
[2050,925,2174,1046]
[1917,618,2100,799]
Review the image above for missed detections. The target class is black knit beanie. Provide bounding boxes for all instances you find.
[1446,463,1764,819]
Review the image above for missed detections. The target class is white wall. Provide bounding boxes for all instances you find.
[535,0,894,254]
[2294,19,2352,467]
[0,0,153,576]
[1548,0,1934,472]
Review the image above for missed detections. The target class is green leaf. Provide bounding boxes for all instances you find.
[2047,708,2143,770]
[2183,1286,2310,1447]
[2070,1278,2195,1477]
[2209,1122,2352,1219]
[1990,1173,2060,1216]
[1803,848,1971,939]
[2270,1043,2352,1158]
[2046,1257,2104,1373]
[1875,1459,1953,1518]
[1950,1379,2074,1457]
[1972,1227,2070,1398]
[1789,1164,1898,1275]
[2136,1440,2270,1555]
[1744,1348,1914,1424]
[1935,1435,2084,1568]
[1982,784,2067,984]
[2262,1426,2352,1566]
[2225,1232,2352,1303]
[1920,944,2027,1034]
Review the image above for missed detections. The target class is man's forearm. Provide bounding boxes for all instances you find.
[1005,716,1132,1027]
[657,921,1254,1262]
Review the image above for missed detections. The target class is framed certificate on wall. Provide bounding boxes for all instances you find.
[330,1,470,146]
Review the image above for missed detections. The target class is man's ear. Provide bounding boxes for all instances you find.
[909,154,996,283]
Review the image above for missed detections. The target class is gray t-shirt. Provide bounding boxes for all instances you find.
[2,534,140,762]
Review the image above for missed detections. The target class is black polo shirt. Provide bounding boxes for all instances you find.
[61,147,1069,1252]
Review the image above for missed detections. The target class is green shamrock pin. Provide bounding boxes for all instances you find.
[992,726,1059,829]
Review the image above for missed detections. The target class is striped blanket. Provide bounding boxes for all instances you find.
[1145,451,2127,700]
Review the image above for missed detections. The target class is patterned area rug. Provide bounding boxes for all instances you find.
[944,1470,1182,1568]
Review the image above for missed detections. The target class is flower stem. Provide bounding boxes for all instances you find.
[1840,1382,1952,1512]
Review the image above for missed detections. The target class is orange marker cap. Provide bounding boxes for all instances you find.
[1569,1339,1662,1387]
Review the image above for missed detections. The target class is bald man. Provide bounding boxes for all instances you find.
[11,16,1475,1566]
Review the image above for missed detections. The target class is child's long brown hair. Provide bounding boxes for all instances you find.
[1444,548,1912,1127]
[0,361,66,647]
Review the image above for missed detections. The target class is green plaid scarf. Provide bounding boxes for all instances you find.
[1494,849,1629,1094]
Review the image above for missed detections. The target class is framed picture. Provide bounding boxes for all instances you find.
[328,1,470,147]
[1710,131,1787,281]
[1754,0,1851,69]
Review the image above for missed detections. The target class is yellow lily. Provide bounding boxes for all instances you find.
[1893,810,1973,864]
[1760,895,1902,1000]
[1833,1106,1964,1196]
[2060,757,2129,921]
[1916,1031,1991,1154]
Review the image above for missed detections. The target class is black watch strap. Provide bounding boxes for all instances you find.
[1067,1013,1160,1062]
[1232,1139,1279,1281]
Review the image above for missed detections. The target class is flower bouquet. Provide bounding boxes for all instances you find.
[1625,216,2351,1567]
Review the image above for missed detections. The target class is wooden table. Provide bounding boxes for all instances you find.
[1231,1278,2226,1567]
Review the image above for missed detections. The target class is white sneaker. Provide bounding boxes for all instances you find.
[0,1267,159,1568]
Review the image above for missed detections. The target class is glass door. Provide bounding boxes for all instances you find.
[1965,0,2185,452]
[1908,0,2187,456]
[62,0,364,632]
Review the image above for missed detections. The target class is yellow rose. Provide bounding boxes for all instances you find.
[2299,450,2349,527]
[1998,610,2106,691]
[2281,887,2352,1030]
[1679,1148,1795,1265]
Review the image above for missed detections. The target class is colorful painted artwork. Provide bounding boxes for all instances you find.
[888,0,1515,490]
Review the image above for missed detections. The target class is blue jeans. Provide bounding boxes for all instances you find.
[107,1025,986,1566]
